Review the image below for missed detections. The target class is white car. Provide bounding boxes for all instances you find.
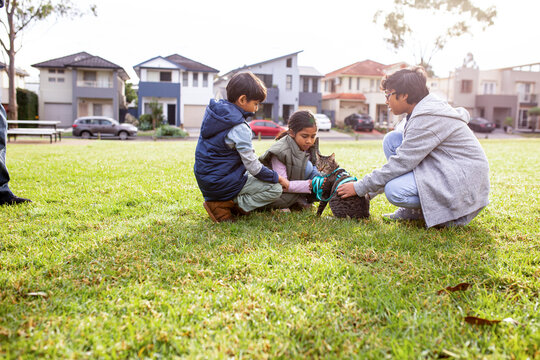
[314,113,331,131]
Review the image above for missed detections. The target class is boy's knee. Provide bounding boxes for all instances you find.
[383,130,403,147]
[269,182,283,199]
[384,181,401,206]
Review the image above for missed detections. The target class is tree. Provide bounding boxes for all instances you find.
[125,82,137,106]
[373,0,496,75]
[148,99,163,130]
[0,1,96,120]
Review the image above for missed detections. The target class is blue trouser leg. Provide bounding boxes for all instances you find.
[0,102,13,199]
[382,131,420,209]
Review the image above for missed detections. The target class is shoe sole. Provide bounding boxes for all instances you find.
[203,202,218,223]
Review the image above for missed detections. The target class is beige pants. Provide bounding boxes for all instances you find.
[234,173,282,212]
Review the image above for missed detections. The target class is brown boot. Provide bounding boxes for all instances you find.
[203,201,235,223]
[231,204,250,217]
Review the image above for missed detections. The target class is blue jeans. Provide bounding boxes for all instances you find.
[0,102,13,199]
[383,131,420,209]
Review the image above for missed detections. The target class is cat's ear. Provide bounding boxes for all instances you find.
[330,153,335,160]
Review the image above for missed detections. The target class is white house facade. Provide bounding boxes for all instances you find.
[134,54,218,128]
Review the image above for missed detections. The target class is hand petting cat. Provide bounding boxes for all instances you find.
[336,182,357,198]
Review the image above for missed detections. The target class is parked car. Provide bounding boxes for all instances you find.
[72,116,138,140]
[344,113,374,132]
[468,117,496,133]
[248,119,286,138]
[314,113,331,131]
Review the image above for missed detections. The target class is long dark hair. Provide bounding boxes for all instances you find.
[276,110,317,140]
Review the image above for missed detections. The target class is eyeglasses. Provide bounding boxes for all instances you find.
[385,91,397,100]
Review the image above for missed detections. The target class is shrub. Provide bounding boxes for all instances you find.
[138,114,153,130]
[16,88,38,121]
[124,113,139,127]
[155,125,188,138]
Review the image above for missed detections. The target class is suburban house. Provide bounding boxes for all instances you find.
[430,62,540,130]
[133,54,218,128]
[32,52,130,128]
[321,60,407,127]
[0,62,29,112]
[214,51,323,123]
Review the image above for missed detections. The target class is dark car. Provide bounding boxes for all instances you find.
[72,116,138,140]
[248,119,286,138]
[468,117,496,133]
[344,113,374,132]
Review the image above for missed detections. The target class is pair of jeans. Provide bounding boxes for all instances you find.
[382,131,420,209]
[0,102,13,199]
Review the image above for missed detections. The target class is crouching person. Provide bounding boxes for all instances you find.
[194,72,288,222]
[337,67,490,228]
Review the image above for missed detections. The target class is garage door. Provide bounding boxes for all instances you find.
[43,103,72,128]
[183,105,206,128]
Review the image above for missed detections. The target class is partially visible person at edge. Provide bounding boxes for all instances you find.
[0,99,32,206]
[259,110,321,211]
[194,72,288,222]
[337,66,490,228]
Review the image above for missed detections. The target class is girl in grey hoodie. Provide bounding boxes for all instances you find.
[337,67,490,228]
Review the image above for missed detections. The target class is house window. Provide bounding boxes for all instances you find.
[93,104,103,116]
[193,72,199,87]
[370,79,375,91]
[255,74,272,88]
[516,82,534,102]
[330,79,335,93]
[312,79,318,93]
[349,77,352,90]
[357,78,360,90]
[84,71,97,81]
[482,81,496,94]
[160,71,172,82]
[182,72,188,86]
[203,73,208,87]
[286,58,292,68]
[48,77,56,82]
[48,69,56,74]
[286,75,292,90]
[460,80,473,93]
[324,81,327,92]
[57,69,64,74]
[303,78,309,92]
[57,78,65,83]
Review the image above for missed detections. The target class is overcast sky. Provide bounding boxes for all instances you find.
[2,0,538,84]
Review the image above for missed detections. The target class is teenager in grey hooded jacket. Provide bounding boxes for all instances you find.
[337,67,490,228]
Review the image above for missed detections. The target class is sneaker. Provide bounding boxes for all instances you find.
[383,207,424,221]
[0,196,32,206]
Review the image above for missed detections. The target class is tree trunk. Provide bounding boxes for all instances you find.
[7,1,18,120]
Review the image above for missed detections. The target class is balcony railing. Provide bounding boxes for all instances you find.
[77,80,113,88]
[518,93,537,103]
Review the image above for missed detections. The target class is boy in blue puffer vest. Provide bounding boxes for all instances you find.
[194,72,288,222]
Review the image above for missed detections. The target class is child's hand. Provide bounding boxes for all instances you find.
[278,176,289,191]
[336,182,358,198]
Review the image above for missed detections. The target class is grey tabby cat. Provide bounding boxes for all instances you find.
[314,153,370,219]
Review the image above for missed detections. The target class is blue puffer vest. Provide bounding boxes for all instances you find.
[194,99,253,201]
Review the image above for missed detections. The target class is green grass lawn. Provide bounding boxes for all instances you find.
[1,139,539,359]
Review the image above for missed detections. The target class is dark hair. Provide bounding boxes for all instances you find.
[226,72,267,103]
[276,110,317,140]
[380,66,429,104]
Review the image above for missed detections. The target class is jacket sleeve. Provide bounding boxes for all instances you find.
[227,123,279,183]
[353,124,444,196]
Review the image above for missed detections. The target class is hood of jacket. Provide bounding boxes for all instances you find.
[410,93,470,124]
[200,99,254,139]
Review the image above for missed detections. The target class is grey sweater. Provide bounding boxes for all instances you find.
[353,93,490,227]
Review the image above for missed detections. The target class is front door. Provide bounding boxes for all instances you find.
[167,104,176,125]
[282,105,292,124]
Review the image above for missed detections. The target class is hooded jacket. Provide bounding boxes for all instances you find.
[194,99,252,201]
[353,93,490,227]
